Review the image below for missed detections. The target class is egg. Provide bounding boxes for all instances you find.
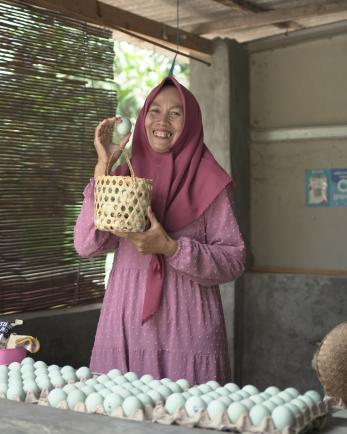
[20,364,34,374]
[291,398,308,412]
[121,382,134,390]
[285,387,300,398]
[63,383,77,394]
[136,392,154,407]
[85,378,98,387]
[50,375,66,388]
[48,388,67,407]
[128,386,141,396]
[8,362,21,371]
[23,380,40,396]
[47,364,60,373]
[237,390,250,399]
[249,404,271,426]
[116,118,132,136]
[148,379,162,389]
[124,371,138,382]
[99,388,112,398]
[285,402,302,416]
[131,380,145,389]
[185,396,206,417]
[103,393,123,414]
[67,389,86,410]
[156,385,172,399]
[81,385,95,396]
[147,389,164,404]
[104,380,116,390]
[229,392,243,402]
[242,385,259,395]
[21,357,34,365]
[140,374,154,384]
[218,396,233,406]
[305,390,321,403]
[8,370,21,380]
[278,391,294,402]
[7,385,25,401]
[206,380,220,390]
[201,394,213,405]
[264,386,281,396]
[227,402,248,423]
[0,382,8,394]
[76,366,92,380]
[164,392,185,414]
[197,384,212,394]
[271,405,295,430]
[241,398,256,410]
[139,385,151,393]
[96,374,109,384]
[113,375,128,385]
[160,377,171,384]
[33,361,47,370]
[224,383,240,393]
[259,392,271,400]
[113,387,131,399]
[73,381,84,390]
[107,368,122,379]
[269,396,285,406]
[262,400,276,412]
[166,382,182,393]
[122,396,143,417]
[188,387,202,396]
[207,400,227,420]
[35,376,52,391]
[83,394,102,413]
[298,394,315,408]
[62,370,77,383]
[22,372,35,381]
[176,378,190,390]
[208,391,220,400]
[94,383,106,392]
[215,387,229,397]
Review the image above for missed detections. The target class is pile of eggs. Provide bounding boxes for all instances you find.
[0,358,326,433]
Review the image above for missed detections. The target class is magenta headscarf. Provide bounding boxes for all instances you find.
[115,76,232,322]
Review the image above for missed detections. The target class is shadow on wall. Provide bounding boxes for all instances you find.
[11,306,101,368]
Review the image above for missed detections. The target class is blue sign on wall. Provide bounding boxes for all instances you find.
[305,168,347,207]
[330,168,347,207]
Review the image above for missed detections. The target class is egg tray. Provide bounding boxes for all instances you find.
[0,388,331,434]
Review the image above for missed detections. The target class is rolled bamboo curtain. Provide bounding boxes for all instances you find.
[0,0,117,314]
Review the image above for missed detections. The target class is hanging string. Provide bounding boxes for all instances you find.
[168,0,180,76]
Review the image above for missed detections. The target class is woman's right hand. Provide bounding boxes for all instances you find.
[94,116,131,170]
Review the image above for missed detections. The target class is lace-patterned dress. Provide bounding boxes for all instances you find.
[74,179,245,385]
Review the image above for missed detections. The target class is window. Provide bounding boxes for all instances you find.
[0,0,117,313]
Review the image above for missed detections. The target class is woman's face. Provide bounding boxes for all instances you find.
[145,86,184,153]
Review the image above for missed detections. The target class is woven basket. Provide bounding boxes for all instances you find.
[316,321,347,405]
[94,151,152,233]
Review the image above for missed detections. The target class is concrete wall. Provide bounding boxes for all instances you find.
[250,33,347,270]
[190,39,250,381]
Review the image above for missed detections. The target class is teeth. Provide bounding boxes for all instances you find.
[153,130,172,138]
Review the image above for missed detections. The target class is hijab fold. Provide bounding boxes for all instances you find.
[115,76,232,323]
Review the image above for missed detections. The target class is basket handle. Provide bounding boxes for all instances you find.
[106,148,135,178]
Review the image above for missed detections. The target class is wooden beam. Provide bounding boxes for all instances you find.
[24,0,213,57]
[212,0,303,31]
[191,0,347,34]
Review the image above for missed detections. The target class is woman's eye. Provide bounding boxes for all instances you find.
[170,111,180,117]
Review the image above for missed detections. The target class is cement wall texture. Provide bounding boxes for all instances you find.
[240,272,347,392]
[250,33,347,270]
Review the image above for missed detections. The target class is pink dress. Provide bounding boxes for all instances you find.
[74,179,245,385]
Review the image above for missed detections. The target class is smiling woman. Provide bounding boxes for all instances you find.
[145,85,184,153]
[74,76,245,385]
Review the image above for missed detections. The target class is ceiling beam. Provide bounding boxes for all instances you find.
[191,0,347,34]
[24,0,213,57]
[212,0,303,31]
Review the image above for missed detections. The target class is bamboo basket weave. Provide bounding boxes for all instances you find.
[94,151,152,233]
[316,321,347,405]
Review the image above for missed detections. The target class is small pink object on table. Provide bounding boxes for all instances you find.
[0,347,26,365]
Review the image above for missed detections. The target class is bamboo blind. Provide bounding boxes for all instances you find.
[0,0,117,314]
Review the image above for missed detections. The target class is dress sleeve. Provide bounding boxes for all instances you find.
[167,186,245,286]
[74,178,119,258]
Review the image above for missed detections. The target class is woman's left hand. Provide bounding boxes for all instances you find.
[113,208,178,257]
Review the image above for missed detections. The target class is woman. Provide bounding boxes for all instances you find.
[74,76,245,385]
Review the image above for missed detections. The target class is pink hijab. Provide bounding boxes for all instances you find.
[115,76,231,322]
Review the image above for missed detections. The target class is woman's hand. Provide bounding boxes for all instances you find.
[113,208,178,257]
[94,117,131,176]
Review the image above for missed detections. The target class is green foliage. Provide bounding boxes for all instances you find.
[113,40,190,123]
